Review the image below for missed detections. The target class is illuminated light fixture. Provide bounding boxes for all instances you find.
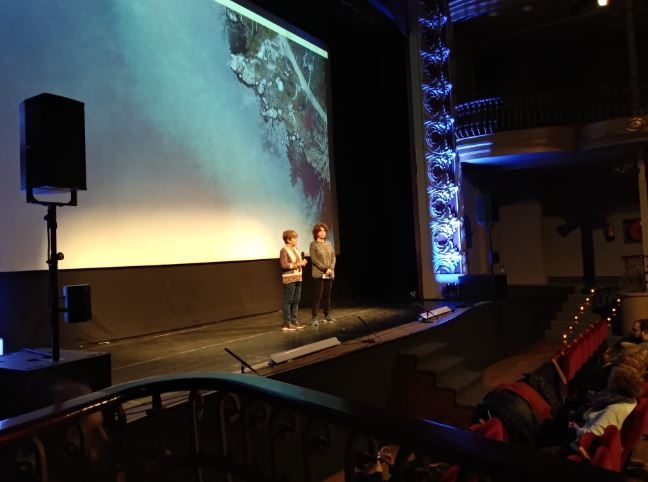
[597,0,608,6]
[269,337,341,365]
[419,305,453,320]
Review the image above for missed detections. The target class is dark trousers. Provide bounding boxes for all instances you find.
[282,281,302,325]
[312,278,333,317]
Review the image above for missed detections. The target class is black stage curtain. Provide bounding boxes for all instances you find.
[0,260,285,351]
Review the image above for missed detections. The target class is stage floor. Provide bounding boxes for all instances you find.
[82,300,445,385]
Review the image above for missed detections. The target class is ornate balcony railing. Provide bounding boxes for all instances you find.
[455,86,647,139]
[0,373,636,482]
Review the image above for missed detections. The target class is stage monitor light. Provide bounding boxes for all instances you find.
[419,305,452,321]
[270,337,341,365]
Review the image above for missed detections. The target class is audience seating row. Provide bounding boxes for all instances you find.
[551,319,608,387]
[550,318,648,473]
[440,317,643,477]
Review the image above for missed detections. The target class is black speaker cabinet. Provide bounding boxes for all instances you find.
[64,284,92,323]
[0,349,110,419]
[476,191,499,227]
[459,274,508,301]
[20,93,86,192]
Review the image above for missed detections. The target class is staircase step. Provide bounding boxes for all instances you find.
[554,311,600,323]
[437,365,483,393]
[400,341,448,363]
[457,382,492,408]
[548,320,593,333]
[417,354,463,375]
[544,329,570,343]
[566,293,592,304]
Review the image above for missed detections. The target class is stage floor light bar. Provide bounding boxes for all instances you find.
[270,337,341,365]
[419,305,453,321]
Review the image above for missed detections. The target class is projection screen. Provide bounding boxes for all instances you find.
[0,0,336,272]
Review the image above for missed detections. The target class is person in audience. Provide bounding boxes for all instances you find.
[564,340,648,414]
[279,229,307,331]
[308,223,337,326]
[541,364,643,457]
[628,319,648,349]
[569,364,643,438]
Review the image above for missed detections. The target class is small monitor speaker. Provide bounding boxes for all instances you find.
[63,284,92,323]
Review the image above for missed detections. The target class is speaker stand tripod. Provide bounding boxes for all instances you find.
[33,190,77,362]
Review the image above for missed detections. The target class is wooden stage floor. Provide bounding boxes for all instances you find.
[82,300,443,385]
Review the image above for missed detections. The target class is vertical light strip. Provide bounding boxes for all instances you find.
[418,0,465,277]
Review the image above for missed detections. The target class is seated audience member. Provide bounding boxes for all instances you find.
[541,365,643,457]
[627,319,648,349]
[569,365,643,438]
[566,341,647,409]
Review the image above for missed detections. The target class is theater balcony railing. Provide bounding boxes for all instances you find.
[454,86,648,149]
[0,373,638,482]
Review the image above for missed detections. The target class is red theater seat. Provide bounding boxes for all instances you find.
[440,418,508,481]
[621,398,648,469]
[598,425,622,472]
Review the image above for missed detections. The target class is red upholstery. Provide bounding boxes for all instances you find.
[440,418,507,481]
[439,465,464,482]
[576,431,597,453]
[621,398,648,468]
[584,326,594,362]
[556,319,607,387]
[497,382,552,422]
[563,346,578,381]
[592,447,615,471]
[566,453,582,463]
[474,417,508,442]
[640,380,648,399]
[597,425,622,471]
[566,425,622,471]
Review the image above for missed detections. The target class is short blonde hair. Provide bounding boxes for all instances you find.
[282,229,298,243]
